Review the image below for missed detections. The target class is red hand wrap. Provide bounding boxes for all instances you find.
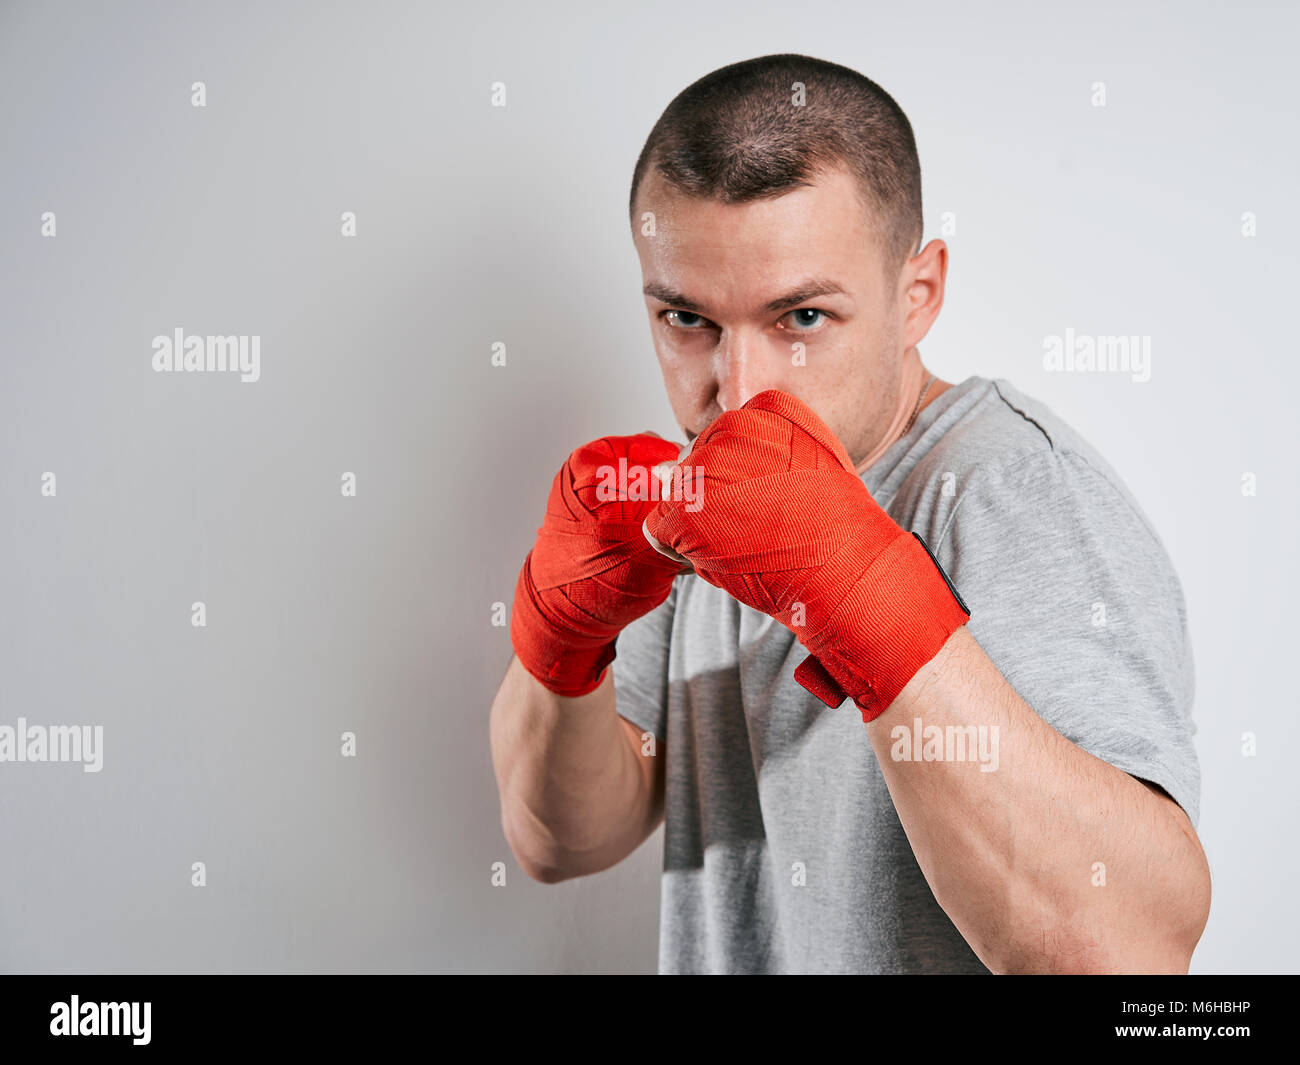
[511,434,685,697]
[644,390,969,722]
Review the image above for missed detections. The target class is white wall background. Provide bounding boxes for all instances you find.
[0,0,1295,973]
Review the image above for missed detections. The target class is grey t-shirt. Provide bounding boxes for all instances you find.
[611,375,1199,975]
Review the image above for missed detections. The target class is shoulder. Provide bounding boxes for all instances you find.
[917,377,1094,477]
[915,378,1169,553]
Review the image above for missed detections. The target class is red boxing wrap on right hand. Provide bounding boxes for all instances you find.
[510,433,685,697]
[642,389,971,722]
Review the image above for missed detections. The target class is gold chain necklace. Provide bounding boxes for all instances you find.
[901,373,934,436]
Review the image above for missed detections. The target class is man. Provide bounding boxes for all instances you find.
[489,53,1211,974]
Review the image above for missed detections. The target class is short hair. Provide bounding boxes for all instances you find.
[629,54,923,278]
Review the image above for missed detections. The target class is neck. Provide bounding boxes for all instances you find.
[853,348,948,475]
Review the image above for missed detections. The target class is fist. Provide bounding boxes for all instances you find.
[644,389,968,720]
[511,432,688,696]
[643,390,896,624]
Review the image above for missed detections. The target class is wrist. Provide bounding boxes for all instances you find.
[799,532,970,722]
[509,552,619,698]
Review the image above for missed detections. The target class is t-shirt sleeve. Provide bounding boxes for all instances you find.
[610,576,678,742]
[937,449,1201,827]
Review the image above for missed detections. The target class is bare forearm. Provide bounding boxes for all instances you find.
[865,626,1211,973]
[489,656,647,880]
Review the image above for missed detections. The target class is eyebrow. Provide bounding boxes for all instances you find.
[642,277,849,316]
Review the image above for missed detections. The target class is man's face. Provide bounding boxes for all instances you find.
[633,165,923,466]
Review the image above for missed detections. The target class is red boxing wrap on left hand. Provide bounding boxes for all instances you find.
[510,433,685,697]
[643,389,970,722]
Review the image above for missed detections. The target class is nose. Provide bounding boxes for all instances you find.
[714,333,781,413]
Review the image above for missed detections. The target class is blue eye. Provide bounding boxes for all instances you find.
[785,308,826,331]
[660,308,829,332]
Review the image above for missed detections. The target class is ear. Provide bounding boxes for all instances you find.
[900,239,948,350]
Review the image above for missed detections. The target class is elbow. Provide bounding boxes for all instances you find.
[986,921,1114,976]
[517,855,573,885]
[989,866,1212,976]
[1054,920,1204,975]
[500,803,583,885]
[989,805,1213,975]
[506,839,575,885]
[1122,809,1213,973]
[1163,832,1213,972]
[988,923,1182,976]
[1144,793,1214,971]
